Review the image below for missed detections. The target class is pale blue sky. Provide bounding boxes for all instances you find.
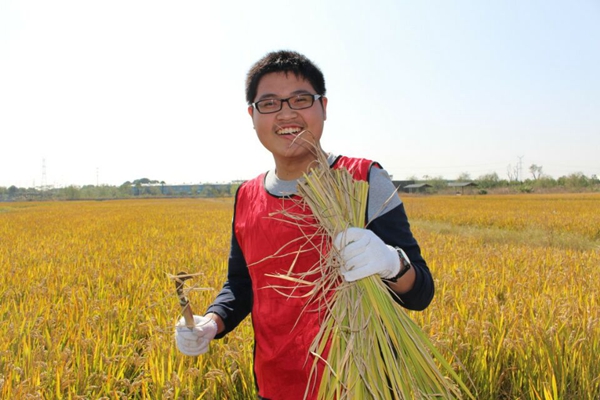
[1,0,599,187]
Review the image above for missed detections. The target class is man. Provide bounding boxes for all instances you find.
[175,50,434,400]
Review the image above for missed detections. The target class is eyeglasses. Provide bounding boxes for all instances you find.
[252,94,323,114]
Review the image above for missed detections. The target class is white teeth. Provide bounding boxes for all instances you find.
[276,127,303,135]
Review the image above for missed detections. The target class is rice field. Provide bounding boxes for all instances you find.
[1,194,599,399]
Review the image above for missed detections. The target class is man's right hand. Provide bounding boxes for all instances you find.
[175,315,218,356]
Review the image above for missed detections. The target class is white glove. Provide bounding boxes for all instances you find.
[333,227,400,282]
[175,315,218,356]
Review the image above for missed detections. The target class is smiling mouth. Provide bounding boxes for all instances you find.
[276,127,303,136]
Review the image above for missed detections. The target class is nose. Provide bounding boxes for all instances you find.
[277,100,298,118]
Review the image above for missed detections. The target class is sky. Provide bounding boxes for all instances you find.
[1,0,599,188]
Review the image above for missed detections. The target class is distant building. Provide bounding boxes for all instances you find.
[448,182,478,194]
[392,180,415,189]
[131,183,233,197]
[402,183,433,194]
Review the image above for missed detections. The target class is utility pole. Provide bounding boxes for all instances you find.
[41,159,47,191]
[517,155,524,182]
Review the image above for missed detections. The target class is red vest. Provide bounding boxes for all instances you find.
[234,156,376,400]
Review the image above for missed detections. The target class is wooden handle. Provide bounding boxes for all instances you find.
[174,271,195,328]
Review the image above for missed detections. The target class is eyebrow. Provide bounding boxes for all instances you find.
[256,90,313,101]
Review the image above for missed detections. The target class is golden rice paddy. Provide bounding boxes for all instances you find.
[1,193,598,399]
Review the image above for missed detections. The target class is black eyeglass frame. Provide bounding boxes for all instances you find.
[251,94,323,114]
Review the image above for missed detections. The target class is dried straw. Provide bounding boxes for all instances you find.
[291,144,475,399]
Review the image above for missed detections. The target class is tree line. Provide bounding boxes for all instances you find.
[409,169,599,194]
[0,178,241,201]
[1,170,598,201]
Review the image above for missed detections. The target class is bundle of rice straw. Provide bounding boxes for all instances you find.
[292,145,474,400]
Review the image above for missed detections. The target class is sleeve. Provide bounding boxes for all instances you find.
[205,205,254,339]
[368,203,435,311]
[366,165,434,311]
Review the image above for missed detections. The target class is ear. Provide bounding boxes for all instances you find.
[247,105,254,118]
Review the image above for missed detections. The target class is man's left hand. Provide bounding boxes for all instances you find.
[333,227,400,282]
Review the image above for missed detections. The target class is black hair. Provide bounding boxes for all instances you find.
[245,50,326,105]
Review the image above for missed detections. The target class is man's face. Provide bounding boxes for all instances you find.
[248,72,327,163]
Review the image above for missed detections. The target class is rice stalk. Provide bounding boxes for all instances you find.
[294,145,475,399]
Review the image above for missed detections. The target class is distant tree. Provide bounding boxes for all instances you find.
[147,186,162,196]
[200,185,218,197]
[62,186,81,200]
[457,172,471,182]
[529,164,543,180]
[423,175,447,192]
[8,185,18,197]
[558,172,590,188]
[119,182,132,197]
[218,184,233,197]
[477,172,501,189]
[507,164,519,182]
[531,176,557,189]
[78,185,97,199]
[96,185,115,198]
[230,184,239,196]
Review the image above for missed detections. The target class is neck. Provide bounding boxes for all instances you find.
[274,161,313,181]
[273,150,328,181]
